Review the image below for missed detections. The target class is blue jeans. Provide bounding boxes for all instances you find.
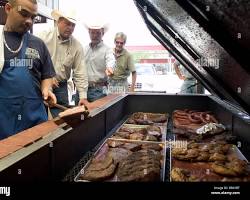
[87,86,107,102]
[72,91,80,105]
[51,82,69,117]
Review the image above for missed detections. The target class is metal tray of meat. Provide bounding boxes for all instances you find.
[170,142,250,182]
[74,138,167,182]
[111,123,166,142]
[125,112,169,126]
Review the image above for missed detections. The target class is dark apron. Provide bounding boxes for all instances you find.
[0,33,47,139]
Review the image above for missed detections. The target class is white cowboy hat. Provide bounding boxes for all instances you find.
[51,9,77,24]
[83,19,109,33]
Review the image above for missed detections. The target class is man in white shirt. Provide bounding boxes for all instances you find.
[84,21,115,102]
[37,9,88,116]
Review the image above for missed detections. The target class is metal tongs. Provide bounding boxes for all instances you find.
[44,100,69,111]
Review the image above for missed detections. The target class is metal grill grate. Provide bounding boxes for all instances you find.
[62,117,129,182]
[165,148,171,182]
[62,151,94,182]
[63,115,172,182]
[166,115,175,141]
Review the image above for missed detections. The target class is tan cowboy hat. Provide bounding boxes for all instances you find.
[83,18,109,33]
[51,9,77,24]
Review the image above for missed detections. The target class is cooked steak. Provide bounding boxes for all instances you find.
[171,168,199,182]
[150,115,167,123]
[80,154,117,181]
[144,135,158,141]
[171,168,189,182]
[135,119,154,125]
[80,163,116,181]
[211,158,249,177]
[107,138,124,148]
[127,118,136,124]
[129,133,145,140]
[209,153,227,162]
[108,148,132,163]
[89,153,113,171]
[147,125,162,136]
[117,150,161,181]
[141,143,163,151]
[120,127,147,135]
[127,112,167,124]
[121,143,142,152]
[115,132,131,139]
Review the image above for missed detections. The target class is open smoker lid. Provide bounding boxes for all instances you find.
[134,0,250,114]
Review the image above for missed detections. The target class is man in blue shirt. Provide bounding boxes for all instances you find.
[0,0,56,139]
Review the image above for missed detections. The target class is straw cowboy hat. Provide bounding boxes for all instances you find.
[51,9,77,24]
[83,18,109,33]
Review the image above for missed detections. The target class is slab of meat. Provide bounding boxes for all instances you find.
[117,149,162,181]
[108,148,132,163]
[127,112,167,124]
[80,154,117,181]
[121,143,142,152]
[141,143,163,151]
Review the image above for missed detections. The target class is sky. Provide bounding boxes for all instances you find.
[58,0,160,46]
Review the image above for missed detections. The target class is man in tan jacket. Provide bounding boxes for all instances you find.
[37,9,88,117]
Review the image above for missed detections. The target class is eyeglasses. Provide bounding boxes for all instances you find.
[115,41,124,45]
[16,5,37,21]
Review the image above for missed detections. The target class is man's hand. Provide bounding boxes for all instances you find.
[105,67,114,76]
[181,75,186,80]
[129,86,135,92]
[52,77,59,88]
[78,98,89,106]
[43,88,57,105]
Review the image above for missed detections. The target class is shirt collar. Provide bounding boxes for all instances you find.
[89,41,103,49]
[114,48,125,57]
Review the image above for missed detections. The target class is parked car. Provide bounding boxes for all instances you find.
[128,63,182,93]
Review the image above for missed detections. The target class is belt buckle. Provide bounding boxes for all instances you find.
[90,82,100,88]
[89,81,106,88]
[88,82,95,87]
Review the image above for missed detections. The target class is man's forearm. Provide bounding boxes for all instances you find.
[131,72,137,88]
[41,78,53,91]
[41,78,57,104]
[74,78,88,99]
[174,64,184,80]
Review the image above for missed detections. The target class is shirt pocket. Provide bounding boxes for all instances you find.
[62,54,74,71]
